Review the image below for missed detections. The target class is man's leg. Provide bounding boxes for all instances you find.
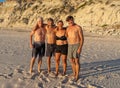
[61,55,67,75]
[30,57,36,74]
[47,56,51,73]
[55,53,61,76]
[70,58,76,77]
[75,58,80,80]
[38,57,42,73]
[68,45,76,76]
[46,44,53,73]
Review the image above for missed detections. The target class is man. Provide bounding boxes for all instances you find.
[45,18,56,73]
[29,17,46,74]
[66,16,84,81]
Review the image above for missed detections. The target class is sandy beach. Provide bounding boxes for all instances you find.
[0,30,120,88]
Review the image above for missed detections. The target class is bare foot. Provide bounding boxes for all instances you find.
[38,70,41,73]
[74,77,79,82]
[55,73,58,77]
[48,70,51,74]
[75,75,79,82]
[48,72,56,78]
[62,72,66,76]
[29,70,33,74]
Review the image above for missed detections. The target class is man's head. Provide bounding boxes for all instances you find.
[47,18,54,26]
[37,17,43,27]
[66,15,74,26]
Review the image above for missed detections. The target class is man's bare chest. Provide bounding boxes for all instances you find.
[35,29,44,35]
[68,28,78,35]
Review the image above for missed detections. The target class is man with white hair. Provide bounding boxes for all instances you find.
[29,17,46,74]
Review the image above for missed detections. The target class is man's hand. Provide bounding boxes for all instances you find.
[77,48,81,54]
[30,44,33,48]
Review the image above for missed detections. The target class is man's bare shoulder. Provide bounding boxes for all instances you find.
[75,24,82,30]
[66,26,70,30]
[30,28,35,35]
[31,26,37,32]
[75,25,82,34]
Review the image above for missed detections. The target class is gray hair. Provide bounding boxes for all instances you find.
[37,17,43,22]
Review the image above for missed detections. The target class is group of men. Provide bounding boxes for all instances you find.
[29,15,84,81]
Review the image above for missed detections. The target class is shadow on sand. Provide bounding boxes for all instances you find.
[66,58,120,78]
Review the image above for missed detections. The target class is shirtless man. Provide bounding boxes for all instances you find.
[45,18,56,73]
[29,17,46,74]
[66,16,84,81]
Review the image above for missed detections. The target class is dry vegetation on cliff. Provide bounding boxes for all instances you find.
[0,0,120,35]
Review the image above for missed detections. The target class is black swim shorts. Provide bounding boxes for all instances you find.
[46,43,55,57]
[32,42,45,58]
[55,44,68,55]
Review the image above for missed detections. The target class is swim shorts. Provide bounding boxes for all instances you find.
[55,44,68,55]
[32,42,45,58]
[46,43,55,57]
[68,43,80,59]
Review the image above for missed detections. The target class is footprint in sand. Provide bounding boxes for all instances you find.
[41,71,49,77]
[68,78,75,85]
[31,72,41,80]
[24,72,37,79]
[38,74,50,83]
[57,73,67,79]
[14,68,24,74]
[87,84,97,88]
[67,78,84,88]
[61,77,69,84]
[63,84,80,88]
[97,68,103,71]
[0,73,13,79]
[97,75,105,81]
[76,79,86,88]
[0,74,8,79]
[17,77,25,82]
[1,82,13,88]
[8,73,13,77]
[13,80,26,88]
[48,72,56,78]
[54,85,65,88]
[35,82,44,88]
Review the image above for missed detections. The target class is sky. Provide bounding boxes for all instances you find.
[0,0,5,2]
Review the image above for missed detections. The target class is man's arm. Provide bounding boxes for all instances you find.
[65,27,68,38]
[30,30,35,48]
[77,26,84,54]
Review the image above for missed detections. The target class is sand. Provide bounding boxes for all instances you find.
[0,30,120,88]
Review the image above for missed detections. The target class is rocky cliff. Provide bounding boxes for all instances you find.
[0,0,120,34]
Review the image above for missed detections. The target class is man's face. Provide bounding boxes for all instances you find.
[47,20,53,26]
[67,20,74,26]
[37,20,43,27]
